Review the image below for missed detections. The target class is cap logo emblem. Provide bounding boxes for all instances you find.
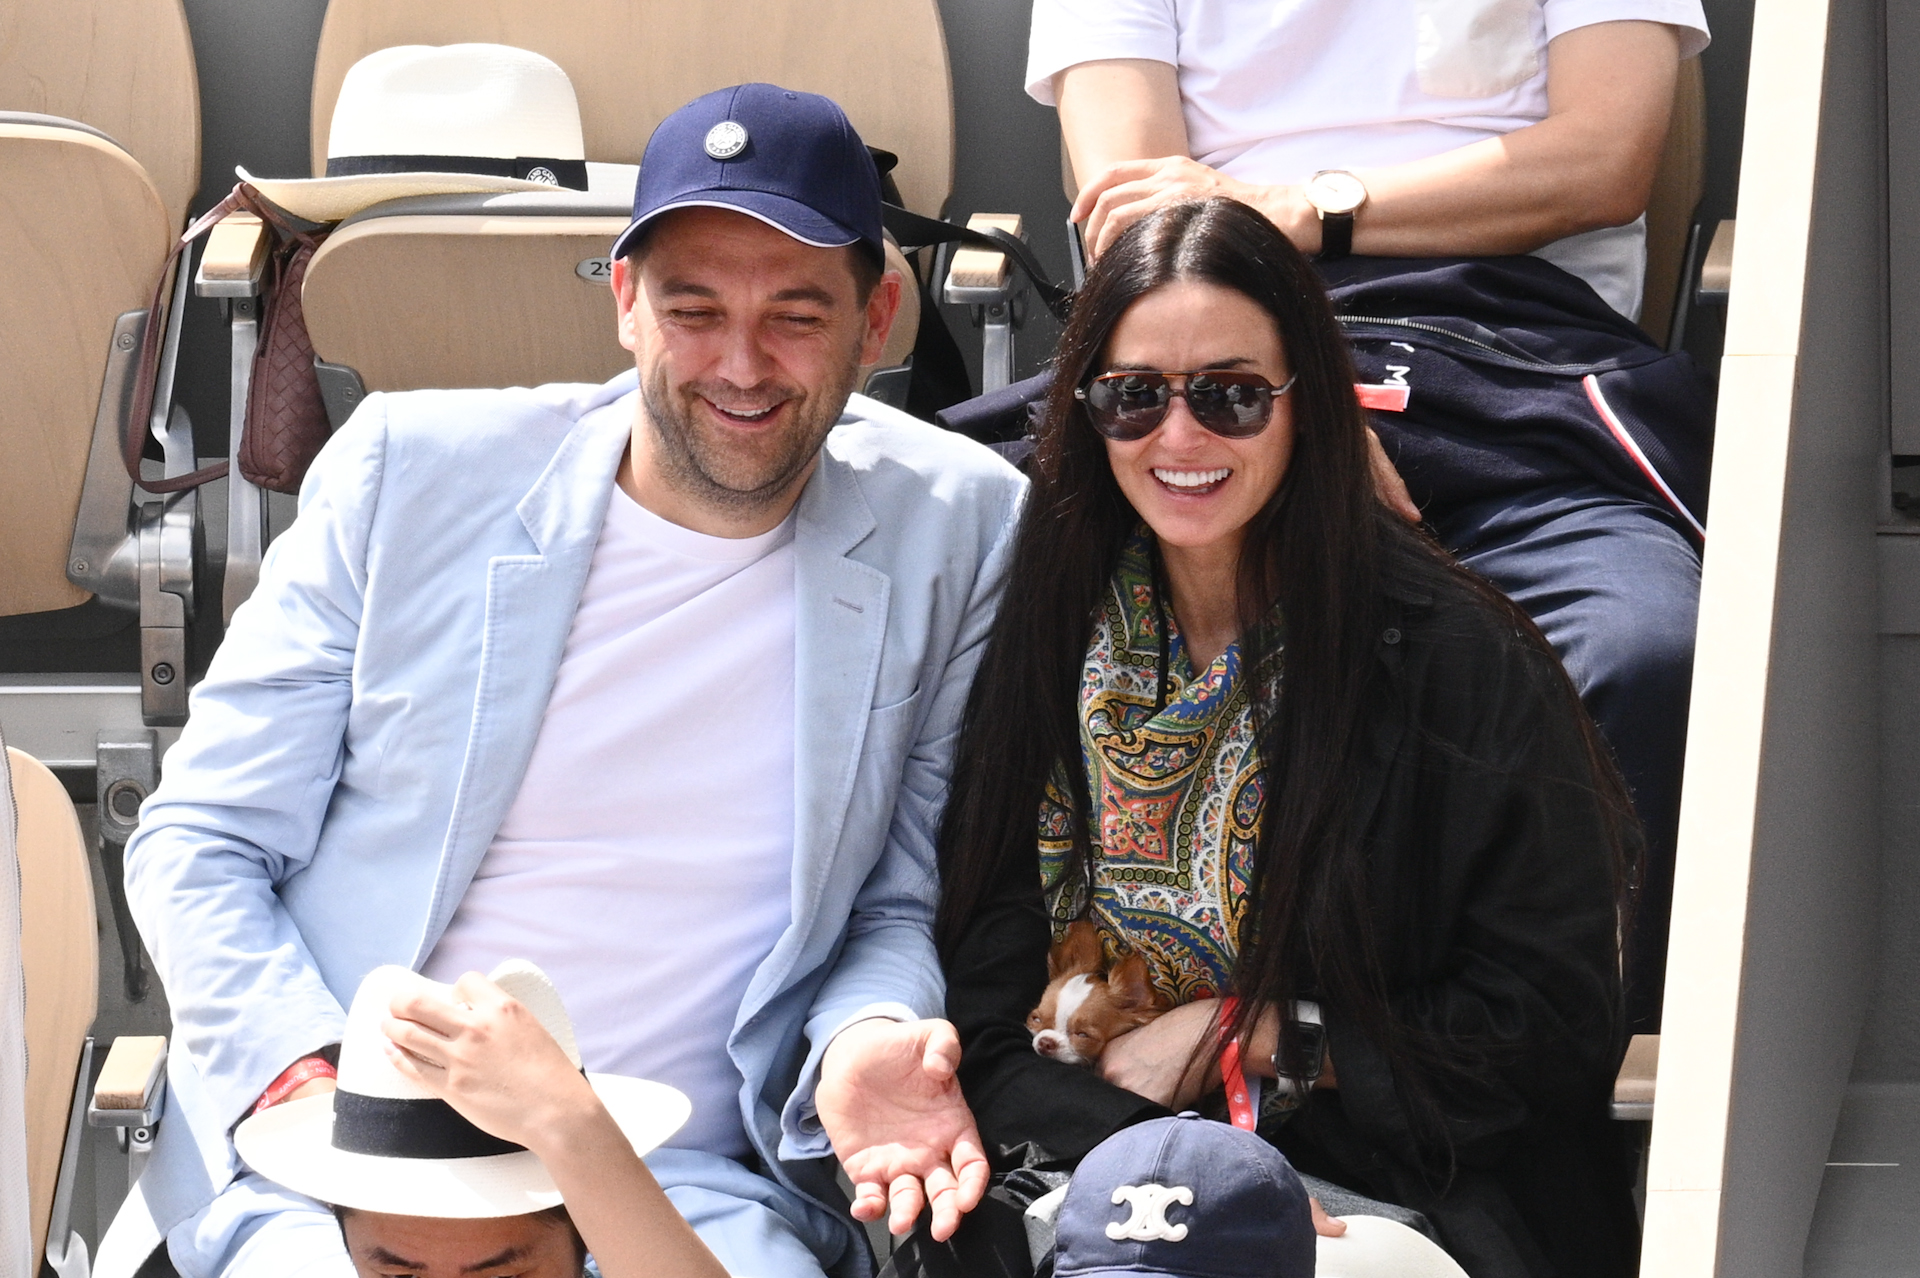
[704,121,749,160]
[1107,1182,1193,1242]
[525,165,559,185]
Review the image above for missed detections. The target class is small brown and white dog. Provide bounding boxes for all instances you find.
[1026,919,1171,1066]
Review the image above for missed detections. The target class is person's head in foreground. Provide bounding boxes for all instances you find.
[233,962,692,1278]
[606,81,901,534]
[1053,1114,1315,1278]
[1054,1114,1473,1278]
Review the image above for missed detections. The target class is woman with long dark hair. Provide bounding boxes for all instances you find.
[933,198,1641,1276]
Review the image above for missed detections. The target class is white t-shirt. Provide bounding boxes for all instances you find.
[1027,0,1710,318]
[425,424,797,1161]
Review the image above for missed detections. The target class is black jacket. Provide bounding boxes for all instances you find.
[944,572,1640,1278]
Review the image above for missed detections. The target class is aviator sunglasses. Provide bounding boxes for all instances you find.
[1074,368,1297,442]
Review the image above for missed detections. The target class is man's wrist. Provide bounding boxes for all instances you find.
[523,1087,620,1164]
[822,1016,901,1068]
[1259,186,1322,255]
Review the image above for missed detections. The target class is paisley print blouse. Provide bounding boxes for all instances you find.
[1039,531,1278,1006]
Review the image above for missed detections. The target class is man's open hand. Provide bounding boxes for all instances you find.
[815,1018,990,1242]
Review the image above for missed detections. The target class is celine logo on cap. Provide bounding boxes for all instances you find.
[1107,1183,1193,1242]
[704,121,749,159]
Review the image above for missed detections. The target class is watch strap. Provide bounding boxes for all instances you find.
[1318,209,1354,261]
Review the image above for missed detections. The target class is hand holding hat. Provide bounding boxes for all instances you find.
[235,960,689,1219]
[381,966,600,1164]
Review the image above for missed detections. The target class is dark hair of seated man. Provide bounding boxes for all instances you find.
[332,1203,587,1278]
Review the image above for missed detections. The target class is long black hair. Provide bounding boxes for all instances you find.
[934,198,1634,1136]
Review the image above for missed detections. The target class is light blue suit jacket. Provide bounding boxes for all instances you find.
[119,372,1025,1271]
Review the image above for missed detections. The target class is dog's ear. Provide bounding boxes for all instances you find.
[1048,919,1106,981]
[1106,951,1163,1011]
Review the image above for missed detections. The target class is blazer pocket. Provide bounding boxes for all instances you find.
[864,687,925,758]
[1416,0,1540,98]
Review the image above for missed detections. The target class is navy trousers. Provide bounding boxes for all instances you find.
[1429,480,1700,1032]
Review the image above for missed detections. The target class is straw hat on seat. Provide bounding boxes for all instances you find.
[234,960,689,1218]
[239,44,592,223]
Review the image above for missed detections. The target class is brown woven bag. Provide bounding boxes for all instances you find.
[126,183,334,496]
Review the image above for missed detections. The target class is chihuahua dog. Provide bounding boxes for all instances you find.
[1026,919,1171,1066]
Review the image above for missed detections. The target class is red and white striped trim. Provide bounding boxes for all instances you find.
[1354,383,1411,412]
[1582,374,1705,540]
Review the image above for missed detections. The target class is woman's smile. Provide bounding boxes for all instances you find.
[1151,465,1233,494]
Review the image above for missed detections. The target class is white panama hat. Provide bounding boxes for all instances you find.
[234,960,690,1218]
[238,43,591,223]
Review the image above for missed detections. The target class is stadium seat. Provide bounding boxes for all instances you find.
[11,742,100,1275]
[285,193,921,418]
[6,740,173,1278]
[0,0,209,733]
[194,0,954,514]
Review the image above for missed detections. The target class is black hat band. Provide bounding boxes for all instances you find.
[325,154,589,191]
[330,1090,525,1160]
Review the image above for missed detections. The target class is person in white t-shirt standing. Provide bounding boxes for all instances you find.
[114,85,1022,1278]
[1029,0,1710,1033]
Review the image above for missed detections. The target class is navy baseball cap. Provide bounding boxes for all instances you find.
[611,83,885,266]
[1054,1115,1315,1278]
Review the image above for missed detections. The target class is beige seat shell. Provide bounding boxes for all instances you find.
[10,747,99,1272]
[0,0,201,230]
[1639,54,1707,347]
[301,0,937,397]
[311,0,954,218]
[0,123,173,616]
[303,217,920,395]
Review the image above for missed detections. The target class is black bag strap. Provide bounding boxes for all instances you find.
[881,204,1074,324]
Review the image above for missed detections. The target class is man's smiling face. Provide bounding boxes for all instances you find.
[339,1208,583,1278]
[613,207,897,531]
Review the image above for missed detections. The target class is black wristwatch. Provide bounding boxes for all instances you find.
[1271,999,1326,1091]
[1304,171,1367,261]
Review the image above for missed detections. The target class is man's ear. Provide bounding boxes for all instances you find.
[857,269,904,368]
[1048,918,1106,981]
[611,254,642,354]
[1106,952,1162,1011]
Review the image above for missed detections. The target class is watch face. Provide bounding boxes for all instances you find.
[1308,170,1367,216]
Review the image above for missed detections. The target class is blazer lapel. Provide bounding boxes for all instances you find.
[741,447,886,1013]
[412,403,632,962]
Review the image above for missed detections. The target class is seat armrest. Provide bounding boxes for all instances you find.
[944,213,1024,304]
[196,213,267,298]
[89,1034,168,1128]
[1695,220,1735,306]
[945,214,1029,395]
[1611,1033,1658,1121]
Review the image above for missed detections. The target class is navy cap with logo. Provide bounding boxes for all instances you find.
[1054,1114,1315,1278]
[611,82,885,267]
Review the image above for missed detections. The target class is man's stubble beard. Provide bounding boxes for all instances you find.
[637,350,863,521]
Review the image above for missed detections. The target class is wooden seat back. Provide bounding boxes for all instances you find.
[1640,55,1707,346]
[0,0,200,230]
[303,215,919,395]
[0,123,173,616]
[311,0,954,218]
[9,747,98,1272]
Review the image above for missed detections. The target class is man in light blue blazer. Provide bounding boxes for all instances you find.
[106,85,1023,1277]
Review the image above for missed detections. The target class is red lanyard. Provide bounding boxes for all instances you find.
[1216,996,1257,1130]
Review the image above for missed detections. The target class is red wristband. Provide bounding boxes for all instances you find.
[253,1055,337,1114]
